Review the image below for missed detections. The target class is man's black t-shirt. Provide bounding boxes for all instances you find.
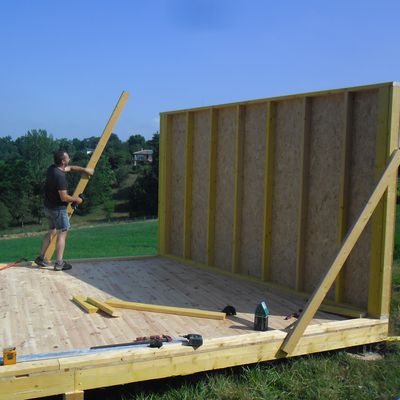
[44,165,68,208]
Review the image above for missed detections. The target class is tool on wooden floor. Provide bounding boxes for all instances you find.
[90,334,173,350]
[183,334,203,349]
[284,309,303,320]
[134,334,173,348]
[90,334,204,350]
[221,305,237,316]
[0,258,28,271]
[254,301,269,331]
[2,347,17,365]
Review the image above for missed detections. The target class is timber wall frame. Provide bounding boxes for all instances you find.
[159,82,400,319]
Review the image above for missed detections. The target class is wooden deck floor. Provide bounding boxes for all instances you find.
[0,256,345,357]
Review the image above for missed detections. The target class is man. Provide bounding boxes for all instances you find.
[35,150,94,271]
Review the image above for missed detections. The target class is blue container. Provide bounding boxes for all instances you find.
[254,301,269,331]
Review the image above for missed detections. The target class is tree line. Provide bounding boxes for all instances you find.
[0,129,159,229]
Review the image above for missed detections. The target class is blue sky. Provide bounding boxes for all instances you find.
[1,0,400,141]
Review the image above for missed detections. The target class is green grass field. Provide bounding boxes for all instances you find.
[0,220,158,262]
[1,217,399,399]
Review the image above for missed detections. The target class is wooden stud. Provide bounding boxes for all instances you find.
[280,149,400,355]
[158,114,171,255]
[45,91,129,261]
[261,102,276,281]
[335,92,354,303]
[207,108,218,266]
[232,105,246,273]
[183,112,194,259]
[295,97,312,291]
[105,298,226,320]
[368,86,390,317]
[86,297,121,318]
[379,85,400,317]
[157,82,394,116]
[369,85,400,317]
[72,295,98,314]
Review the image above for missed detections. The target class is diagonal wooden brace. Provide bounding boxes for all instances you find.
[44,91,129,261]
[280,149,400,356]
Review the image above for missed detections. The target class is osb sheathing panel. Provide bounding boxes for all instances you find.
[303,94,344,296]
[269,99,304,288]
[239,104,267,277]
[214,107,236,271]
[168,113,186,257]
[343,90,379,307]
[162,84,394,311]
[191,110,211,264]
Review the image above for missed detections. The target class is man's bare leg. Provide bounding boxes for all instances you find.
[56,229,68,263]
[40,229,57,258]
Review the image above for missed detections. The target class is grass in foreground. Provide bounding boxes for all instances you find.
[0,220,157,262]
[391,260,400,335]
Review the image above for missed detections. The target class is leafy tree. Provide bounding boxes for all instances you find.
[74,156,115,215]
[0,201,12,229]
[56,138,76,157]
[146,133,159,175]
[0,160,33,226]
[0,136,19,161]
[15,130,55,183]
[82,136,99,150]
[89,156,115,205]
[103,199,115,222]
[127,134,146,154]
[115,164,132,187]
[129,133,159,217]
[104,133,131,170]
[31,196,44,223]
[72,138,86,152]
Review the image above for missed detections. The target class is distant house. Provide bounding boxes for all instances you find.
[86,148,95,155]
[133,149,153,166]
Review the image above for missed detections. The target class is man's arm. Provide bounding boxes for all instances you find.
[65,165,94,176]
[58,190,83,205]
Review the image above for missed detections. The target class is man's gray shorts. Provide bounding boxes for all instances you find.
[44,207,70,231]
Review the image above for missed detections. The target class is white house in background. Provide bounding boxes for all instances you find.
[133,149,153,166]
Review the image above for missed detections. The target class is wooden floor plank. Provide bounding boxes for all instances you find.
[0,256,345,356]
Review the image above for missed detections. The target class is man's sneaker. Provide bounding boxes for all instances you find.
[34,255,50,268]
[54,261,72,271]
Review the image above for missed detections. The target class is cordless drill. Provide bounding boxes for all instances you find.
[72,193,85,210]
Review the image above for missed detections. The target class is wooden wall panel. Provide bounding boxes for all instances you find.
[344,90,379,307]
[191,111,211,264]
[303,94,344,296]
[214,107,236,271]
[239,104,267,277]
[160,82,398,314]
[168,114,186,257]
[269,99,304,288]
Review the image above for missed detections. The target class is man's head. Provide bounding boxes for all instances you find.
[54,150,70,167]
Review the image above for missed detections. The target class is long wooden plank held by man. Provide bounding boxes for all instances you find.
[44,91,130,261]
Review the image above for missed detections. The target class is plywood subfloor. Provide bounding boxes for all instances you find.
[0,256,345,356]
